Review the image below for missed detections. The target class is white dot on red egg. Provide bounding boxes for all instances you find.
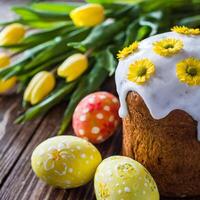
[89,97,95,103]
[99,95,106,99]
[112,97,118,103]
[83,108,89,113]
[91,127,100,134]
[104,105,110,111]
[80,115,86,122]
[79,129,85,136]
[96,113,104,119]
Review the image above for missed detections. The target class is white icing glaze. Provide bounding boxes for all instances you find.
[115,31,200,140]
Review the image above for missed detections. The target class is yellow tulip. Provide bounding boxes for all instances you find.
[0,23,26,45]
[0,77,17,93]
[70,4,104,27]
[24,71,55,105]
[0,53,16,93]
[0,53,10,68]
[57,53,88,82]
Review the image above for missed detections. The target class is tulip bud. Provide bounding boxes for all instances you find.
[0,77,17,93]
[70,4,104,27]
[0,23,26,45]
[24,71,55,105]
[0,53,16,93]
[0,53,10,68]
[57,53,88,82]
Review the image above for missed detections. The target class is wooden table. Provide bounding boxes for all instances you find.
[0,1,199,200]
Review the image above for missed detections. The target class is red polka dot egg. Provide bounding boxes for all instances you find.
[73,92,120,144]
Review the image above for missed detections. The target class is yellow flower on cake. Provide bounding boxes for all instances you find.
[171,26,200,35]
[153,38,183,57]
[117,41,139,60]
[127,58,155,85]
[176,57,200,86]
[70,4,104,27]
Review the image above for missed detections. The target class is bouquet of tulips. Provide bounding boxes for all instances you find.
[0,0,199,134]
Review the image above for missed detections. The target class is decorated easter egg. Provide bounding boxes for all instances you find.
[73,91,120,144]
[94,156,159,200]
[31,136,102,189]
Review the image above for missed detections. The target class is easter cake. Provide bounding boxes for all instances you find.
[115,26,200,197]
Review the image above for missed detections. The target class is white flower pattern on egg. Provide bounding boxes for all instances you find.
[32,136,102,189]
[43,143,75,174]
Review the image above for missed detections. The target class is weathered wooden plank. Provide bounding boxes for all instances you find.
[0,103,64,200]
[0,94,44,186]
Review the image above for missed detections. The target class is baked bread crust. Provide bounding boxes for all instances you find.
[122,92,200,197]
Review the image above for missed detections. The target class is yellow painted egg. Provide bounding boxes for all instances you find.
[31,136,102,189]
[94,156,159,200]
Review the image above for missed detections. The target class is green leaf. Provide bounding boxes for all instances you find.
[31,2,84,14]
[12,6,69,21]
[0,19,22,27]
[86,0,142,3]
[68,18,129,51]
[124,20,139,46]
[139,11,162,36]
[96,48,116,76]
[178,15,200,27]
[135,26,151,41]
[23,21,68,29]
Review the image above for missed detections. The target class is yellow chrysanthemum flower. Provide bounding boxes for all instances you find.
[176,57,200,86]
[127,58,155,85]
[171,26,200,35]
[153,38,183,57]
[117,41,139,60]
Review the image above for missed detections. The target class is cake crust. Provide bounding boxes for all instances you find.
[122,91,200,197]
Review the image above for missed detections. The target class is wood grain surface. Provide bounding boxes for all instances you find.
[0,1,199,200]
